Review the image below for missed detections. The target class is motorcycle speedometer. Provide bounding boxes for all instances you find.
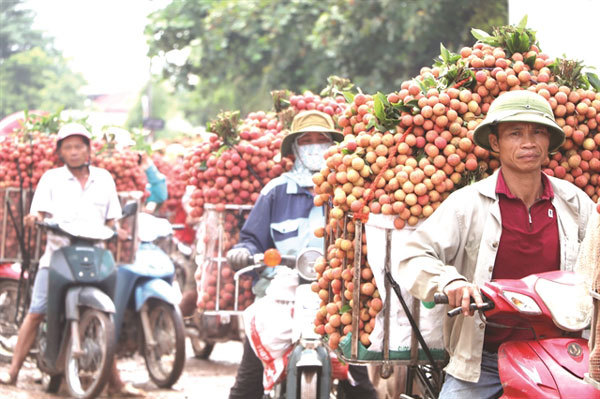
[296,248,322,281]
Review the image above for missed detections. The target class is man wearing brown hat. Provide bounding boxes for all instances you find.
[227,110,377,398]
[396,90,595,398]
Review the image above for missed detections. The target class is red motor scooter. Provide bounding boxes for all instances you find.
[435,270,600,398]
[0,261,26,362]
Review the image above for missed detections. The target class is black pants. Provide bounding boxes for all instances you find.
[229,338,378,399]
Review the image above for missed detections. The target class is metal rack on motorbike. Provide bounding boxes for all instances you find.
[0,187,44,362]
[324,206,448,399]
[191,203,254,358]
[107,191,143,263]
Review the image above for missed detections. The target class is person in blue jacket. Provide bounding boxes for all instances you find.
[226,110,377,399]
[139,152,168,213]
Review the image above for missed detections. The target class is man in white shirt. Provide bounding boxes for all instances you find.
[0,123,144,397]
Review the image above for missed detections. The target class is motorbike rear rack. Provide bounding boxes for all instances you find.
[0,187,39,263]
[325,208,446,398]
[197,204,254,315]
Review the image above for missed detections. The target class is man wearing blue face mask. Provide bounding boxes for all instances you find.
[227,110,377,399]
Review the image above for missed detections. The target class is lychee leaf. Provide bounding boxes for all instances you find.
[342,91,355,104]
[525,55,536,69]
[587,72,600,91]
[517,15,528,30]
[471,28,491,41]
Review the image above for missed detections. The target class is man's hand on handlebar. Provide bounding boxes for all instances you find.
[443,280,485,317]
[227,247,251,270]
[24,212,44,228]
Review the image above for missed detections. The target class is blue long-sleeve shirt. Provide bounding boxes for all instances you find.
[235,173,324,256]
[145,164,168,204]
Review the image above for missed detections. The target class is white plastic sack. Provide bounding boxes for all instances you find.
[364,214,445,354]
[243,267,298,391]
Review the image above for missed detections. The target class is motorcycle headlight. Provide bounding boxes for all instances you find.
[502,290,542,315]
[296,248,322,281]
[535,277,592,331]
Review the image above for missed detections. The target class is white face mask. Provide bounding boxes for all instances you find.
[292,132,332,172]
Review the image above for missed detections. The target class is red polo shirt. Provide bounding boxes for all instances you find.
[483,171,560,352]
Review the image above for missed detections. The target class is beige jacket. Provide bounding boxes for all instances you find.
[396,169,595,382]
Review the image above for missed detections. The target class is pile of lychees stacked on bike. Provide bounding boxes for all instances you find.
[309,18,600,362]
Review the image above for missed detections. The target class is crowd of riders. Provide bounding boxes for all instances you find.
[1,89,598,399]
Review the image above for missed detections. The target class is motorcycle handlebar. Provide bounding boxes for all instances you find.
[245,253,296,268]
[433,293,449,304]
[433,292,494,317]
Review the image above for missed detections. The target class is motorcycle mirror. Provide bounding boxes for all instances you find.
[121,201,138,218]
[263,248,281,267]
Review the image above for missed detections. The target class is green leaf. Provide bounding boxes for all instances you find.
[365,117,377,131]
[506,33,518,54]
[342,91,355,104]
[449,53,462,64]
[517,15,528,30]
[340,304,352,314]
[416,79,428,94]
[372,92,386,122]
[519,32,530,52]
[471,28,491,41]
[586,72,600,91]
[525,55,536,69]
[440,43,450,64]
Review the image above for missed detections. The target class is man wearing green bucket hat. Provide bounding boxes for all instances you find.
[227,110,377,399]
[396,90,595,398]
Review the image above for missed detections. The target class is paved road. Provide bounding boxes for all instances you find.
[0,340,244,398]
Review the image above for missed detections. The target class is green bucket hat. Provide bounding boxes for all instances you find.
[473,90,565,153]
[279,110,344,157]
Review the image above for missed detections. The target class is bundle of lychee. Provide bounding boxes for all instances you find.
[0,188,43,261]
[314,18,600,231]
[91,140,148,194]
[181,110,293,217]
[0,132,58,190]
[312,18,600,351]
[0,129,57,261]
[196,206,254,311]
[311,217,381,350]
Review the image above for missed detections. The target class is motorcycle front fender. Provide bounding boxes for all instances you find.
[134,278,179,310]
[43,286,115,372]
[65,286,116,320]
[286,344,331,399]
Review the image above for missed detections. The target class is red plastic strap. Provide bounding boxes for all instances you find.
[352,125,414,223]
[452,77,470,89]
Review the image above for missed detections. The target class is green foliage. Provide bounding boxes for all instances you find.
[549,57,600,91]
[0,0,49,60]
[0,47,86,118]
[471,15,537,56]
[146,0,508,124]
[206,110,240,147]
[0,1,86,119]
[371,92,418,132]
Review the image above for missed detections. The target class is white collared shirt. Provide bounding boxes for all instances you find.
[30,165,122,268]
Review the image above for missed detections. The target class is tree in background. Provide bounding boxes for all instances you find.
[0,0,86,119]
[146,0,507,125]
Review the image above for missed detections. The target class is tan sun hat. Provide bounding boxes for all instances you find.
[279,110,344,157]
[473,90,565,152]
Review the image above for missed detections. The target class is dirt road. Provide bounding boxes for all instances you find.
[0,340,243,398]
